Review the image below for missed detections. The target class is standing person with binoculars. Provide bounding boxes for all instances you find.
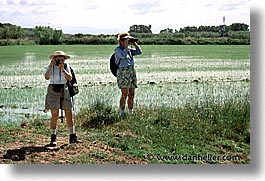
[115,32,142,118]
[45,51,82,147]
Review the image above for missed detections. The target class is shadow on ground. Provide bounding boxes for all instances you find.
[2,144,67,161]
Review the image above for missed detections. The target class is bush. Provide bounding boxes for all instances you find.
[75,102,120,129]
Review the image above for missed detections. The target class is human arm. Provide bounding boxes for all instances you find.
[45,60,55,80]
[130,42,142,56]
[59,63,72,81]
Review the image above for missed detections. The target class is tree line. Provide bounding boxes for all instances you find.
[0,22,249,46]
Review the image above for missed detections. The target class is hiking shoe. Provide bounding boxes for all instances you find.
[49,134,57,147]
[69,134,83,144]
[121,112,126,119]
[128,109,133,114]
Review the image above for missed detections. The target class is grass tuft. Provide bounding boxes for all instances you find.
[75,102,120,129]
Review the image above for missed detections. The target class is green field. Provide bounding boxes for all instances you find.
[0,45,250,122]
[0,45,250,164]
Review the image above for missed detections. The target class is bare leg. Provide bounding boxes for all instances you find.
[128,88,135,110]
[64,108,73,128]
[120,88,129,110]
[49,109,59,146]
[50,109,59,129]
[65,108,82,143]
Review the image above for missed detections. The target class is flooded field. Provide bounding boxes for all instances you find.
[0,45,250,124]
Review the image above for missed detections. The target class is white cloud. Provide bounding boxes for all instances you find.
[0,0,250,34]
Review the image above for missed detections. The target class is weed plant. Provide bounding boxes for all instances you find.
[75,94,250,163]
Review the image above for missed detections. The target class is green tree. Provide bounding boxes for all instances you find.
[160,28,174,34]
[0,23,24,39]
[230,23,249,31]
[34,26,62,44]
[129,24,152,33]
[51,29,63,44]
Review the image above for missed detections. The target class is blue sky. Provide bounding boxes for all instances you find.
[0,0,250,34]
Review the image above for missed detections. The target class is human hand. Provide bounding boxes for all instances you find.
[58,62,64,70]
[50,59,56,66]
[132,41,138,46]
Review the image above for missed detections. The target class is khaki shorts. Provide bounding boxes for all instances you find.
[45,84,72,110]
[117,66,138,89]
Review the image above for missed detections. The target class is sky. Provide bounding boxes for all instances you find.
[0,0,250,34]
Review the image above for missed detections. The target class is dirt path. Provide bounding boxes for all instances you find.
[0,131,146,164]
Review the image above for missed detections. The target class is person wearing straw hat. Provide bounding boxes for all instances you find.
[115,32,142,118]
[45,50,82,147]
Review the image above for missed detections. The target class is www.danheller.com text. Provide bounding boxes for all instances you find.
[145,154,241,162]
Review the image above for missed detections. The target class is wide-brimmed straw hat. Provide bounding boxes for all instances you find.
[49,51,70,59]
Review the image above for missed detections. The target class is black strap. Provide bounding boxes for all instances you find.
[117,57,121,66]
[60,87,64,123]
